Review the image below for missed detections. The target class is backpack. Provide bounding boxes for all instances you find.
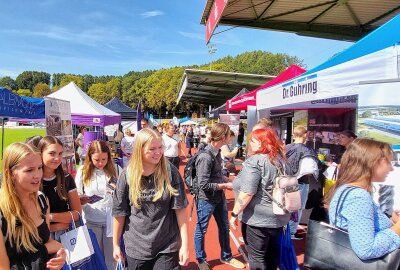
[183,149,215,198]
[263,160,301,215]
[285,143,318,176]
[183,149,215,220]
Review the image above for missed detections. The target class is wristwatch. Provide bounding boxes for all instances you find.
[231,212,239,218]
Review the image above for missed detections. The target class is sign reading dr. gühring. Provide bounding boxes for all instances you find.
[45,98,76,177]
[282,74,318,100]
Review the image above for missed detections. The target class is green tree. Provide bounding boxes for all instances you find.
[88,83,109,104]
[16,89,32,97]
[106,77,122,99]
[58,75,84,89]
[16,71,50,91]
[0,76,17,90]
[32,83,51,97]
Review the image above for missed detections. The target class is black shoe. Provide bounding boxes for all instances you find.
[291,232,303,240]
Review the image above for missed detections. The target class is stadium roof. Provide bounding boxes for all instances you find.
[177,69,275,106]
[201,0,400,42]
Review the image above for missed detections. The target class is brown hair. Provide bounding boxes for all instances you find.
[325,138,393,204]
[37,136,68,200]
[82,140,117,187]
[210,123,230,142]
[26,135,43,147]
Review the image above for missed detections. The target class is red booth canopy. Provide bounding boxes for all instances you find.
[226,65,306,111]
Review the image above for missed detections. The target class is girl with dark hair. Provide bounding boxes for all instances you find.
[75,140,120,269]
[326,138,400,260]
[231,128,290,270]
[37,136,82,241]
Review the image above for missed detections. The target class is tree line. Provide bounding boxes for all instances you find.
[0,51,304,117]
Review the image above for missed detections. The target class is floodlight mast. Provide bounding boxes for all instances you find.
[207,43,217,71]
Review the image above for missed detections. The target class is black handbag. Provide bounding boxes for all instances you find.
[304,187,400,270]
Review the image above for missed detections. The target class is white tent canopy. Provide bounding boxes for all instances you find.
[47,82,121,127]
[256,14,400,112]
[180,120,198,126]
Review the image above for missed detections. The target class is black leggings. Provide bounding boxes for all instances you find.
[242,223,282,270]
[126,252,180,270]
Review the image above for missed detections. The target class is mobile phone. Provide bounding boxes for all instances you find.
[89,195,103,204]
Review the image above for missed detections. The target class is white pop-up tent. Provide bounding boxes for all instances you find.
[256,14,400,212]
[257,14,400,113]
[180,120,198,126]
[48,82,121,127]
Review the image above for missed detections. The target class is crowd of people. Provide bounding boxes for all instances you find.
[0,117,399,270]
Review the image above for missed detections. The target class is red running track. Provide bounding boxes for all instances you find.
[178,143,307,270]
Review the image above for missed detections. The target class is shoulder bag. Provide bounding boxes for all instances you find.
[304,187,400,270]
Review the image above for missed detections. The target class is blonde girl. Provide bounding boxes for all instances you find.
[112,128,189,270]
[37,136,82,240]
[0,143,66,269]
[75,140,120,270]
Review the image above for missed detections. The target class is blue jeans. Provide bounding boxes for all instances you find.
[289,183,309,234]
[194,199,233,263]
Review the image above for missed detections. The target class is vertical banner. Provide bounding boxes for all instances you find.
[45,98,76,177]
[205,0,229,44]
[358,82,400,213]
[83,131,102,156]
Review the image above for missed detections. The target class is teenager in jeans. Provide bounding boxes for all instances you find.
[194,123,245,270]
[230,128,290,270]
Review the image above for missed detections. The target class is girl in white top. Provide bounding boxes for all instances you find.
[75,140,120,270]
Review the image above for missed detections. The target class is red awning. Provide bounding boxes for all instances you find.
[226,65,306,111]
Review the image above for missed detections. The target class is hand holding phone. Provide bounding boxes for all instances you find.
[89,195,103,204]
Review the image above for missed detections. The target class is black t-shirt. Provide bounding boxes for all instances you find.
[112,164,188,260]
[1,193,50,269]
[42,174,76,213]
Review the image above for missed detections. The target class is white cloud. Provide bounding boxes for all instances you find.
[140,10,163,18]
[178,31,203,41]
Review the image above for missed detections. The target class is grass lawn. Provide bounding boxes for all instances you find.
[0,127,46,156]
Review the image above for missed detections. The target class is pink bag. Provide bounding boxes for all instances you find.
[272,174,301,215]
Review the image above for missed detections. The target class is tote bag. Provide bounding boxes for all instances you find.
[60,212,94,265]
[304,187,400,270]
[277,226,300,270]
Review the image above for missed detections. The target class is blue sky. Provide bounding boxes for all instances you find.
[0,0,353,78]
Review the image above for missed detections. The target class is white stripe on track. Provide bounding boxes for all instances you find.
[229,231,249,263]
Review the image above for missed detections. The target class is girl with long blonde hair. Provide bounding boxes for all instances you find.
[36,136,82,241]
[75,140,120,270]
[112,128,189,270]
[0,143,66,269]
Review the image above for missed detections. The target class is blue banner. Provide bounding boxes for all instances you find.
[0,87,45,119]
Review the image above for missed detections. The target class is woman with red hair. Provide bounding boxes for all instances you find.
[230,128,290,270]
